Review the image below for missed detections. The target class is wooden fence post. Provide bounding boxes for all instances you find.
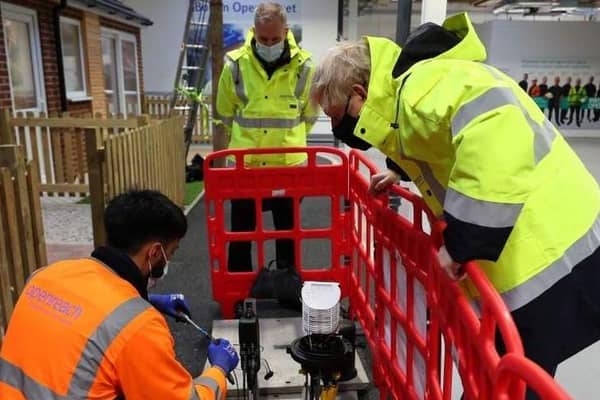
[85,128,106,248]
[0,109,14,145]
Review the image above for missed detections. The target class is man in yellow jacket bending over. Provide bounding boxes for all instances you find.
[0,190,238,399]
[311,13,600,398]
[216,2,318,276]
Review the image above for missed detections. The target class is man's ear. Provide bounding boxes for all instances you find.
[352,83,368,100]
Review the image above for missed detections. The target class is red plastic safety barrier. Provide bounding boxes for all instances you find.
[204,147,350,318]
[204,147,571,399]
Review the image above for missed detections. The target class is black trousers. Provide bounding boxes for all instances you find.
[227,198,295,272]
[497,246,600,399]
[548,104,561,125]
[567,105,582,126]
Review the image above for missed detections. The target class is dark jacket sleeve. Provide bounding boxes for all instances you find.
[443,212,512,263]
[385,158,411,181]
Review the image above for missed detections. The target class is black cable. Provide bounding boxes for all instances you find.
[262,358,274,380]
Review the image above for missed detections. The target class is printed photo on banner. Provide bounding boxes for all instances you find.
[512,59,600,130]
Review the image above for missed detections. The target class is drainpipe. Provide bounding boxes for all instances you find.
[54,0,68,112]
[337,0,343,41]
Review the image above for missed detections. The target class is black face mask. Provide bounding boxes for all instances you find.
[331,98,372,150]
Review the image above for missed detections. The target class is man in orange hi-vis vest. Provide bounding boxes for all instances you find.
[0,190,238,400]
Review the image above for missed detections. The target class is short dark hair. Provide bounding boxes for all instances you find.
[104,190,187,253]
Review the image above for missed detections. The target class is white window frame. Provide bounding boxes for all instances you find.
[1,2,46,112]
[59,16,89,101]
[101,28,141,116]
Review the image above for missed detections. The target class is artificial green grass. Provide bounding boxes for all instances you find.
[184,180,205,206]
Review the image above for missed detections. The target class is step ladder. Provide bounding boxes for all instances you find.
[170,0,211,157]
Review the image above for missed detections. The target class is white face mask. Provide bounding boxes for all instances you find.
[255,40,285,63]
[147,245,169,289]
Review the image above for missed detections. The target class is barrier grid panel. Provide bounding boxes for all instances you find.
[204,147,572,399]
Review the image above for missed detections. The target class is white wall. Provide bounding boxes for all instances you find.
[123,0,337,95]
[124,0,188,94]
[475,20,600,79]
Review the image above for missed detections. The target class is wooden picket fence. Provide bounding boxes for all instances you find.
[0,109,148,197]
[143,95,211,144]
[0,145,46,341]
[86,115,186,247]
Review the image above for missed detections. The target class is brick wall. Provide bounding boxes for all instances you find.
[82,12,105,115]
[100,17,145,99]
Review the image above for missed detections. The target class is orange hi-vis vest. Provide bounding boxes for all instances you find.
[0,258,227,400]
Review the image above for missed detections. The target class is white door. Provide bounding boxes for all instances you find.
[1,2,51,182]
[102,29,141,116]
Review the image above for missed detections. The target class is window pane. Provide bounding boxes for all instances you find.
[61,21,84,92]
[121,40,137,92]
[102,36,118,92]
[5,18,37,109]
[125,94,138,115]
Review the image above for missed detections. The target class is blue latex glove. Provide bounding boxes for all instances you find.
[148,293,191,321]
[208,338,239,374]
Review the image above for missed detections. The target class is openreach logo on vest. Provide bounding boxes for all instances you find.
[25,284,83,324]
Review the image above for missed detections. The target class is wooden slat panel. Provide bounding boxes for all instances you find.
[134,128,142,189]
[105,135,115,201]
[76,128,86,181]
[11,148,36,279]
[122,132,131,191]
[41,126,53,185]
[116,133,125,196]
[10,116,141,129]
[0,169,15,328]
[0,168,24,301]
[40,183,89,193]
[127,132,136,189]
[141,128,149,190]
[26,159,47,267]
[51,128,65,187]
[63,128,75,191]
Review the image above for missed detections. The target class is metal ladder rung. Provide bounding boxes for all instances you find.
[182,66,200,70]
[185,44,206,49]
[173,106,192,111]
[190,21,209,26]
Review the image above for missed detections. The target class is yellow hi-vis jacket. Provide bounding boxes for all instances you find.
[356,13,600,311]
[216,29,318,167]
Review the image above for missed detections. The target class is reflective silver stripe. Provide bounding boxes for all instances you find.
[415,160,446,205]
[501,212,600,311]
[533,119,557,164]
[294,61,312,99]
[444,187,523,228]
[227,58,248,105]
[189,384,202,400]
[220,116,233,127]
[0,358,61,399]
[452,86,556,164]
[195,375,223,400]
[302,116,318,125]
[67,297,151,398]
[233,115,301,129]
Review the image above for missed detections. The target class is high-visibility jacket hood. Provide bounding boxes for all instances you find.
[392,12,486,79]
[356,13,487,152]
